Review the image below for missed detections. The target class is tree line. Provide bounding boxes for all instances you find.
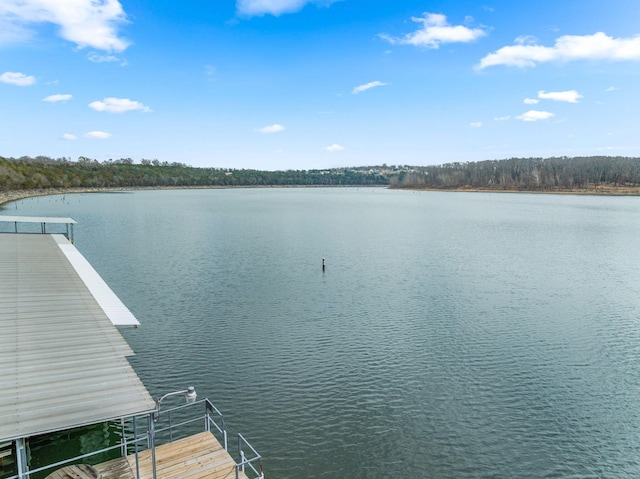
[0,156,389,190]
[3,155,640,193]
[391,156,640,191]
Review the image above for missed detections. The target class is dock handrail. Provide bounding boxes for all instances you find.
[151,398,263,479]
[3,398,263,479]
[205,399,228,450]
[237,433,263,479]
[151,398,227,448]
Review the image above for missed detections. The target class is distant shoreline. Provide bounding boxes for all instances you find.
[0,185,382,207]
[0,187,115,207]
[3,184,640,207]
[0,186,218,207]
[393,185,640,196]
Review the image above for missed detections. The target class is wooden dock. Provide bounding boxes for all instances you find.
[94,431,249,479]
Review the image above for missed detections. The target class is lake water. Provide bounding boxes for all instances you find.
[4,188,640,478]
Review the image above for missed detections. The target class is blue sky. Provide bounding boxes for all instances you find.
[1,0,639,170]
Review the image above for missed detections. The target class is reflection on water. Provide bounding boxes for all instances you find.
[26,423,121,479]
[4,188,640,478]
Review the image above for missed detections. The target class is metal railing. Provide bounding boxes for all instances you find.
[153,398,263,479]
[5,398,263,479]
[5,423,152,479]
[237,433,263,479]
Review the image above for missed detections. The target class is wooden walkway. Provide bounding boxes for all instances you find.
[94,431,249,479]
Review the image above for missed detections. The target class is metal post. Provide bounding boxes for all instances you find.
[222,417,227,451]
[120,418,127,457]
[149,413,157,479]
[133,418,140,479]
[15,438,28,479]
[239,436,245,473]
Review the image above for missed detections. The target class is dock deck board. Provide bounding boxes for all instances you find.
[94,431,249,479]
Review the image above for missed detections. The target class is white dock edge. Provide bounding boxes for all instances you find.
[52,234,141,328]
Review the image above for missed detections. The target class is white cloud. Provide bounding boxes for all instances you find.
[0,18,30,44]
[89,97,151,113]
[478,32,640,69]
[538,90,583,103]
[256,124,285,133]
[514,35,538,45]
[87,52,122,63]
[470,122,483,128]
[380,13,486,49]
[0,0,130,52]
[352,81,389,94]
[494,115,510,121]
[62,133,77,140]
[43,93,72,102]
[606,86,618,92]
[0,71,35,86]
[84,130,112,139]
[324,144,344,152]
[236,0,337,17]
[516,110,554,122]
[523,98,539,104]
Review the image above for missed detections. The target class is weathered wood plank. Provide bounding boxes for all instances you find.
[94,457,135,479]
[44,464,100,479]
[108,431,250,479]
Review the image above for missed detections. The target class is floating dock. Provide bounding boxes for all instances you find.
[96,432,249,479]
[0,216,262,479]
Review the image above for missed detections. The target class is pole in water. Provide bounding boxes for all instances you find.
[322,258,326,272]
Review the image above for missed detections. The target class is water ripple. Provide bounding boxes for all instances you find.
[8,188,640,478]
